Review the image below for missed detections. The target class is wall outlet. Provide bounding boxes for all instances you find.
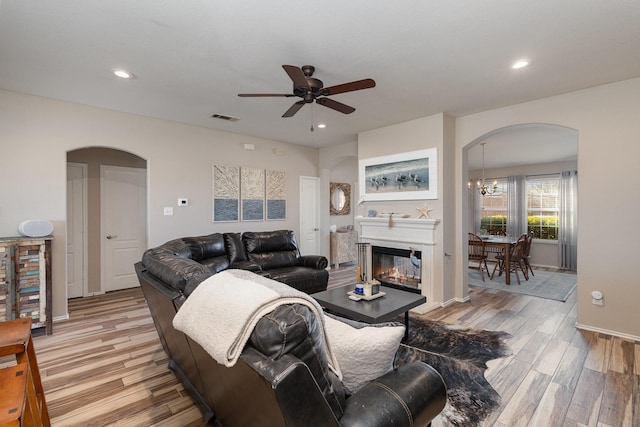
[164,207,173,216]
[591,290,603,305]
[178,198,188,206]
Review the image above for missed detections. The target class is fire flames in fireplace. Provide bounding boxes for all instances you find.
[372,246,422,293]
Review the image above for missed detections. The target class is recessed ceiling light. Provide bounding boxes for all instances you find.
[511,60,530,70]
[317,123,327,129]
[113,69,134,79]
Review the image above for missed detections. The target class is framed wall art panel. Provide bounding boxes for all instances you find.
[212,165,239,222]
[266,169,286,220]
[241,167,265,221]
[359,148,437,201]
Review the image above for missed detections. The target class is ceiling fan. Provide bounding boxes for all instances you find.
[238,65,376,118]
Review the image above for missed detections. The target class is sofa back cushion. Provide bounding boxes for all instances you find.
[243,230,300,270]
[183,233,226,261]
[250,304,345,419]
[224,232,248,264]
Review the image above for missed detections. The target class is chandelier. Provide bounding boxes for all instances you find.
[469,143,498,196]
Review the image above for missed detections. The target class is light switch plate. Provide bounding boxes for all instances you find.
[164,207,173,216]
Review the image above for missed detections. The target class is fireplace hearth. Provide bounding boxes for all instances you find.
[372,246,422,293]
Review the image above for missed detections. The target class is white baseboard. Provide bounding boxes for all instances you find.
[575,322,640,342]
[411,301,442,314]
[53,314,70,323]
[411,296,470,314]
[442,296,470,307]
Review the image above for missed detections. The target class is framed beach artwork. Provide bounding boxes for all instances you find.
[359,148,437,201]
[212,165,240,222]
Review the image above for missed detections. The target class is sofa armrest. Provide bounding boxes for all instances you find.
[142,250,210,292]
[340,362,447,427]
[241,348,341,427]
[297,255,328,270]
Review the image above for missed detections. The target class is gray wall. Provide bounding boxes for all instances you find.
[0,89,319,320]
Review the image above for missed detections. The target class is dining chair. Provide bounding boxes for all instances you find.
[468,233,490,281]
[522,231,535,277]
[491,233,529,284]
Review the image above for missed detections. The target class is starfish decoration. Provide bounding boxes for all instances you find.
[417,202,433,219]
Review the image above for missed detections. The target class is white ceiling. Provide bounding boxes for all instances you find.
[1,1,638,168]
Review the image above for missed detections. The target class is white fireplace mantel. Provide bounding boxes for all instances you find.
[355,216,439,246]
[355,216,441,313]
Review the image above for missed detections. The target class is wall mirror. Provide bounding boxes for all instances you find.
[330,182,351,215]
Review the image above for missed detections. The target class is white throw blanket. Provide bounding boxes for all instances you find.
[172,269,342,379]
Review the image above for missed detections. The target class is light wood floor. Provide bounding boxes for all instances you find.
[18,267,640,426]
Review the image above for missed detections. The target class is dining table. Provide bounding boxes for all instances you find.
[479,236,518,285]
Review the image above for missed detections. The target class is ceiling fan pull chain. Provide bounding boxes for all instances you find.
[310,103,315,132]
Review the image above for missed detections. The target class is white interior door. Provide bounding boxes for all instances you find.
[299,176,320,255]
[67,163,87,298]
[101,165,147,292]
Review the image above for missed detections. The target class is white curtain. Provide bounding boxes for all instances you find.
[472,188,482,233]
[506,175,526,238]
[559,170,578,270]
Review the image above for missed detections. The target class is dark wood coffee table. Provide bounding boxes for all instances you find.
[311,285,426,339]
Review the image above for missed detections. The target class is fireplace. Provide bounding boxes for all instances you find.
[355,216,440,313]
[372,246,421,293]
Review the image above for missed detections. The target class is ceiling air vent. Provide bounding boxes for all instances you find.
[211,113,239,122]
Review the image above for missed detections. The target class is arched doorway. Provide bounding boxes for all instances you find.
[66,147,147,298]
[462,124,578,291]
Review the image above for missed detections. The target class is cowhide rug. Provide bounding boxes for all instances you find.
[395,317,511,426]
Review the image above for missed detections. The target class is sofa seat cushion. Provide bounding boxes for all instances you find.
[267,266,329,294]
[199,255,230,274]
[249,250,299,270]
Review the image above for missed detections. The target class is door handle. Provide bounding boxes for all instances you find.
[106,234,118,239]
[313,228,319,231]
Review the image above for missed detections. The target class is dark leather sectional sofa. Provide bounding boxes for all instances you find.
[140,230,329,296]
[136,229,447,426]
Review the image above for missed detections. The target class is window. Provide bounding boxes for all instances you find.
[479,178,508,235]
[526,175,560,240]
[473,174,562,240]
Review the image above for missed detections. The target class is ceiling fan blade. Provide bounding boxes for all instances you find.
[282,65,310,89]
[282,100,305,118]
[238,93,296,97]
[321,78,376,96]
[316,97,355,114]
